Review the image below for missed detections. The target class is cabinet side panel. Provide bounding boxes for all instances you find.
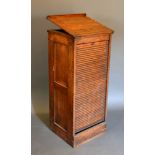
[48,31,74,146]
[74,40,109,133]
[53,42,68,131]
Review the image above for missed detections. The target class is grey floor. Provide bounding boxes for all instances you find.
[32,89,124,155]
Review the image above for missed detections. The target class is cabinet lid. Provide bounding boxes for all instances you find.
[47,13,113,37]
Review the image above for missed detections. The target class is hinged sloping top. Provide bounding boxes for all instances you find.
[47,13,113,37]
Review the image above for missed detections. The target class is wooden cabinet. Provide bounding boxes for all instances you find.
[47,13,113,147]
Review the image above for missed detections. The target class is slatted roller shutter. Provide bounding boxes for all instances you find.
[75,41,109,133]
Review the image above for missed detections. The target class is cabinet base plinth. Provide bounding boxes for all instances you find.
[73,122,107,147]
[50,122,107,147]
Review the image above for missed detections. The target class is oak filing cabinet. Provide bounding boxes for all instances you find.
[47,13,113,147]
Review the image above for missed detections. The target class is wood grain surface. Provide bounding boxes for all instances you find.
[47,13,113,147]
